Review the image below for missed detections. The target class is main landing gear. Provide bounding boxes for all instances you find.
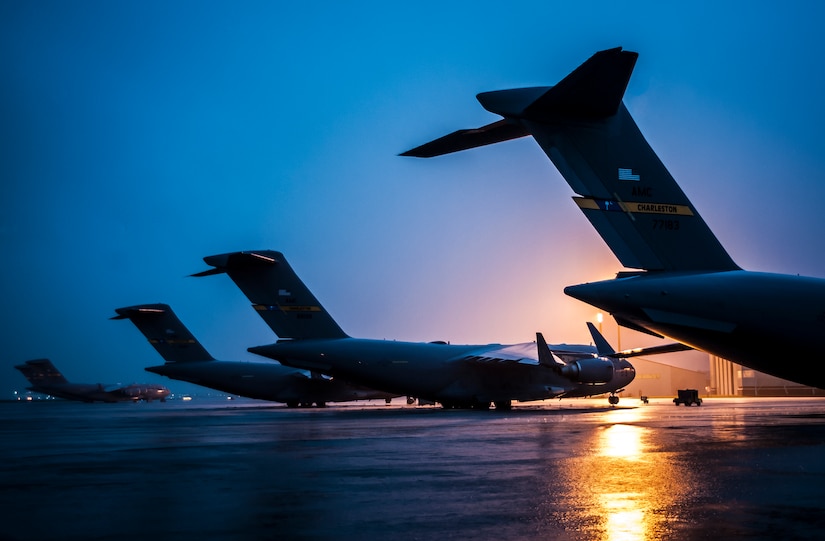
[285,401,326,408]
[439,399,512,410]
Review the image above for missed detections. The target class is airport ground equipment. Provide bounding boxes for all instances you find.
[673,389,703,406]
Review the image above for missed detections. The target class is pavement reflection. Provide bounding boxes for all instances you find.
[2,397,824,540]
[549,406,699,540]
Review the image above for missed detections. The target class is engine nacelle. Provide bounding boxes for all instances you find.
[559,358,614,383]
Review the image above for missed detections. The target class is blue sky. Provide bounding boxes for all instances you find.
[3,1,825,397]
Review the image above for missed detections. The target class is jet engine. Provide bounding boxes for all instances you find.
[559,358,614,384]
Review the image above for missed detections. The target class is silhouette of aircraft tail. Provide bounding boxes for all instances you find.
[14,359,69,386]
[192,250,349,340]
[403,47,739,273]
[112,304,215,363]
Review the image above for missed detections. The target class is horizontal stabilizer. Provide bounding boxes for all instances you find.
[401,48,636,158]
[400,119,529,158]
[192,250,280,276]
[479,47,637,121]
[190,267,225,278]
[522,47,637,120]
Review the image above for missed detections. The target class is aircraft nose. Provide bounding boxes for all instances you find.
[611,358,636,386]
[622,361,636,385]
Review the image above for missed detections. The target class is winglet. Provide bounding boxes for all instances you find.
[536,332,563,368]
[586,322,616,357]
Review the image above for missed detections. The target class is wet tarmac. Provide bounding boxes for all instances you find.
[1,396,824,541]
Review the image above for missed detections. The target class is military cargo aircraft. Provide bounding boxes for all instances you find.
[402,47,825,389]
[113,303,396,407]
[14,358,170,402]
[192,250,643,409]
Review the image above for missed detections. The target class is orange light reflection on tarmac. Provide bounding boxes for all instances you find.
[548,407,695,540]
[599,422,647,541]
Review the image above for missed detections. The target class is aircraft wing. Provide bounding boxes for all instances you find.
[456,343,538,366]
[612,341,693,359]
[456,342,596,367]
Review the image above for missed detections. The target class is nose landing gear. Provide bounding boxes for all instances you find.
[608,393,619,406]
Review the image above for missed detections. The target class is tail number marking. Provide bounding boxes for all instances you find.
[652,219,680,231]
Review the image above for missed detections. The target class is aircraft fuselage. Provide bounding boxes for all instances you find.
[26,383,170,403]
[146,360,393,403]
[565,270,825,388]
[249,338,635,407]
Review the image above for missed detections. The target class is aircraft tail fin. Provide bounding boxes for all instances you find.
[193,250,348,340]
[112,304,215,363]
[403,47,739,273]
[14,359,69,386]
[551,98,739,272]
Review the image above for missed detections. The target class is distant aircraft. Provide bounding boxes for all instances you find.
[192,250,641,409]
[14,358,170,402]
[113,303,397,407]
[402,47,825,389]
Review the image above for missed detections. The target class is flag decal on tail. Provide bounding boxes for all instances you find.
[618,168,640,181]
